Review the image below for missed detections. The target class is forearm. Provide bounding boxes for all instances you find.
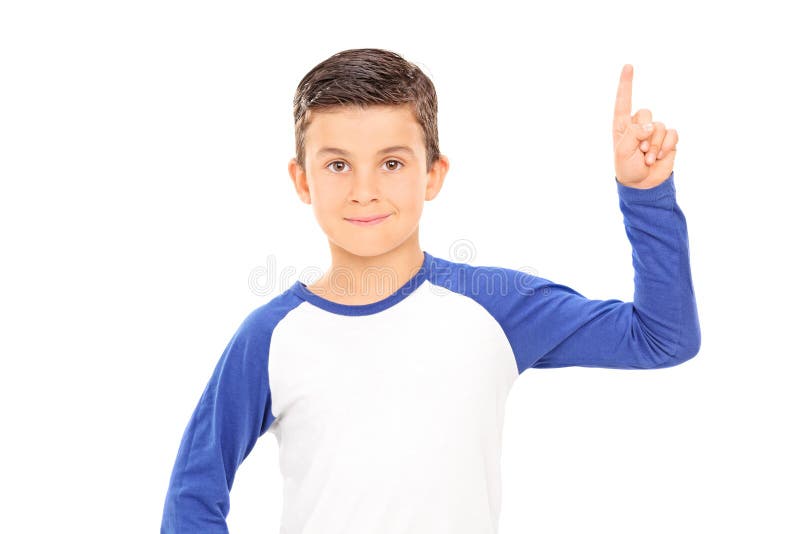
[522,171,701,370]
[616,170,701,365]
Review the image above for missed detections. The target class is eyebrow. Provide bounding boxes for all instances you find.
[315,145,415,158]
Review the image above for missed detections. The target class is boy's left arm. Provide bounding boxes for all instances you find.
[498,169,701,371]
[490,65,700,371]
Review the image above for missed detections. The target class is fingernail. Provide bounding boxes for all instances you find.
[658,150,664,159]
[643,122,653,131]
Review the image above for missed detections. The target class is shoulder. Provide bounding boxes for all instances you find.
[426,253,555,301]
[233,285,306,341]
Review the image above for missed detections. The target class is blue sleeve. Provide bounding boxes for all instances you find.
[160,310,277,533]
[496,171,701,371]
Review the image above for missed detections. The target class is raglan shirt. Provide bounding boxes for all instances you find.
[160,171,701,534]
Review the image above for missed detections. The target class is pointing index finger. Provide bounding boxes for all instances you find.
[614,64,633,124]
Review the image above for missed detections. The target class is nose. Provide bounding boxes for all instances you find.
[348,169,381,204]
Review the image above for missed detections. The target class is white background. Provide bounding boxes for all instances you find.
[2,1,798,532]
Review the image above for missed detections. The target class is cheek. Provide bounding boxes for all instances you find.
[306,183,339,222]
[387,179,426,209]
[308,179,342,207]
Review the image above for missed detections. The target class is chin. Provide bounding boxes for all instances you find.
[331,236,405,259]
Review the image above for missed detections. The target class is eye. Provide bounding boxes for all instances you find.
[326,160,350,173]
[383,159,404,172]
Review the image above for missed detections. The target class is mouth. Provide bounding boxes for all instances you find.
[345,213,392,226]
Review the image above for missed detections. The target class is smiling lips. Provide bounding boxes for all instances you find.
[345,213,392,225]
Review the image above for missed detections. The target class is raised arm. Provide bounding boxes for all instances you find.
[506,170,701,370]
[475,65,699,371]
[160,310,277,533]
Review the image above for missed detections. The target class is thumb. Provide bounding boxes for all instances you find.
[617,122,653,155]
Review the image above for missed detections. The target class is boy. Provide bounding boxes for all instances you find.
[160,48,700,533]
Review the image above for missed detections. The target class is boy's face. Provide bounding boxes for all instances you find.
[288,103,449,258]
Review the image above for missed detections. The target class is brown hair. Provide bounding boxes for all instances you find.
[292,48,441,174]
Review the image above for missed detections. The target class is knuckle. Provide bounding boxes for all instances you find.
[652,126,667,143]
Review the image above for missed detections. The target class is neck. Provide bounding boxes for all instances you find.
[308,237,425,305]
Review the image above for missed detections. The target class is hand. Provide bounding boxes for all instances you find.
[613,64,678,189]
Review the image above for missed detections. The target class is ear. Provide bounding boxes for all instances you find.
[288,158,312,205]
[424,154,450,201]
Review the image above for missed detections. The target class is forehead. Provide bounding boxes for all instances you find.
[306,104,424,157]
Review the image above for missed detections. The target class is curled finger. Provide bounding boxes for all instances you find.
[646,122,666,165]
[633,109,653,152]
[658,129,679,159]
